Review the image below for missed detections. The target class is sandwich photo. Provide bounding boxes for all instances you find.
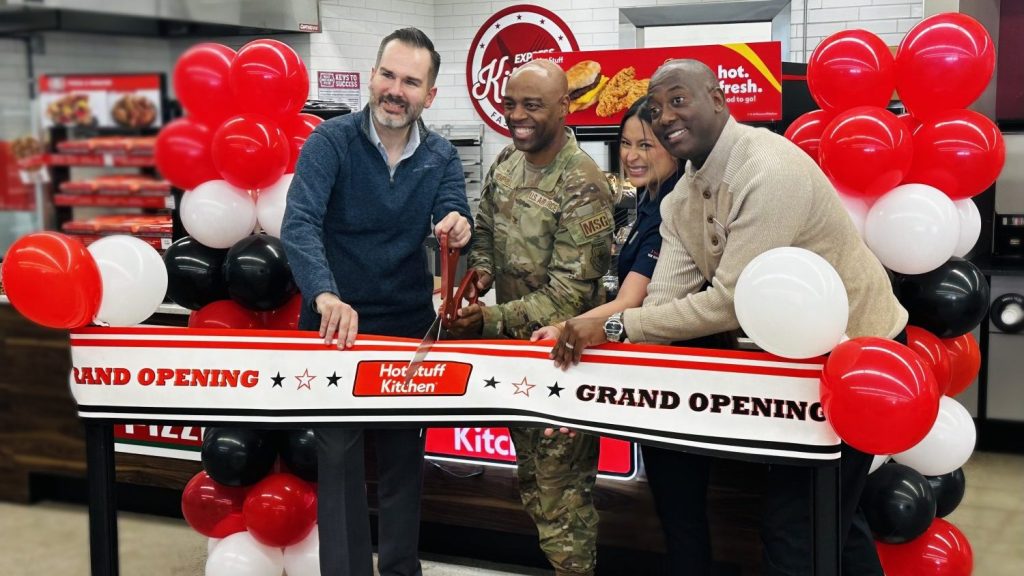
[567,60,608,113]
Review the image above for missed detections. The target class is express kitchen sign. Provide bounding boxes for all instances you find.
[467,5,579,137]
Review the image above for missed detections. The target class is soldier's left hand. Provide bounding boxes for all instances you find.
[435,211,472,248]
[448,303,484,338]
[552,317,607,369]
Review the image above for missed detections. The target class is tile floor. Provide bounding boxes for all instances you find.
[0,452,1020,575]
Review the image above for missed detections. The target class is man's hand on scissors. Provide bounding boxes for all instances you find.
[447,303,484,338]
[466,269,493,299]
[315,292,358,349]
[435,212,471,248]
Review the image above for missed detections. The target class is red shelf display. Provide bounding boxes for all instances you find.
[54,193,173,209]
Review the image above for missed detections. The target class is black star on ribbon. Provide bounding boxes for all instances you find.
[547,382,564,397]
[271,372,284,388]
[327,372,341,387]
[479,43,484,49]
[494,23,500,29]
[558,35,563,41]
[517,15,522,20]
[540,18,546,24]
[484,377,499,389]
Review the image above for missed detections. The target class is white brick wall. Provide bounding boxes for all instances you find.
[0,0,925,167]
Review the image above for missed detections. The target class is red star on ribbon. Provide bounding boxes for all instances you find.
[512,377,535,397]
[295,369,315,390]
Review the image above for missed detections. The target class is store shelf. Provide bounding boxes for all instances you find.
[54,194,174,209]
[44,154,156,167]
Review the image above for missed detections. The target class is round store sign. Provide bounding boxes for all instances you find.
[466,5,579,137]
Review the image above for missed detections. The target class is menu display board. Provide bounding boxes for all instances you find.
[39,73,164,130]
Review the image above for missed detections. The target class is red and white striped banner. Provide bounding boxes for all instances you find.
[69,327,839,464]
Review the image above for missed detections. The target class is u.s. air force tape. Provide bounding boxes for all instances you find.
[69,327,840,465]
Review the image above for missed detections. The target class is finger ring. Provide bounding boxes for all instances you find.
[564,342,575,350]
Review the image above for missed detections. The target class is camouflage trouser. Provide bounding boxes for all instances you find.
[510,427,600,576]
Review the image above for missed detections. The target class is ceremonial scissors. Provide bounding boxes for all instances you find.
[404,232,478,384]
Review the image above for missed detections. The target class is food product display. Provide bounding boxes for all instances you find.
[59,175,170,196]
[46,93,94,126]
[56,136,156,156]
[111,94,158,128]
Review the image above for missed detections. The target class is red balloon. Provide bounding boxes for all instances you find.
[904,109,1005,200]
[181,471,248,538]
[1,232,102,329]
[808,30,896,114]
[283,113,324,172]
[942,333,981,397]
[819,106,914,199]
[896,13,995,120]
[261,293,303,330]
[230,39,309,120]
[189,300,264,330]
[906,326,953,396]
[173,43,236,126]
[155,118,221,190]
[821,337,940,454]
[897,113,922,135]
[212,114,290,190]
[243,473,317,547]
[877,518,973,576]
[784,110,833,164]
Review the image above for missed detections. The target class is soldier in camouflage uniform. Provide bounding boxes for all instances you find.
[447,60,614,576]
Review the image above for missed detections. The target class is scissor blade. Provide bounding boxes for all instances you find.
[405,316,441,385]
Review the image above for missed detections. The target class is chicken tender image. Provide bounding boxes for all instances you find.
[625,78,650,108]
[596,67,636,117]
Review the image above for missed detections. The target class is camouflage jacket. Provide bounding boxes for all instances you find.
[469,129,614,339]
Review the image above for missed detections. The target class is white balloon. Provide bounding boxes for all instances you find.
[864,184,960,275]
[256,174,293,239]
[205,531,283,576]
[893,396,976,477]
[836,193,869,238]
[868,454,890,474]
[87,235,168,326]
[829,178,870,238]
[953,199,981,258]
[182,179,258,249]
[283,525,321,576]
[734,247,849,359]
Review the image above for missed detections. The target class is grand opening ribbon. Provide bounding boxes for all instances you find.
[69,327,839,465]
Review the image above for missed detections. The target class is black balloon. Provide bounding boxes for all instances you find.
[894,258,990,338]
[927,468,967,518]
[861,462,936,544]
[223,234,297,311]
[280,429,317,482]
[163,236,230,310]
[201,427,277,487]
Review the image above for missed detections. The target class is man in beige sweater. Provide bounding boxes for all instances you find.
[556,60,907,575]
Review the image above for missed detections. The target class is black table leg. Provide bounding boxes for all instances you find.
[85,422,119,576]
[812,464,841,576]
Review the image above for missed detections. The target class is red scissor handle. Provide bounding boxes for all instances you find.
[438,233,478,328]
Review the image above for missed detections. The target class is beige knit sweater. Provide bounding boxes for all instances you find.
[622,117,908,344]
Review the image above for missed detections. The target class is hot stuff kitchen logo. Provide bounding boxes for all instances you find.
[466,5,578,137]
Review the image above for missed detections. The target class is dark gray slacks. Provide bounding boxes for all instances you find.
[316,427,427,576]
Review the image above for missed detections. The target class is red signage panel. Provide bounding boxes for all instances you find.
[546,42,783,126]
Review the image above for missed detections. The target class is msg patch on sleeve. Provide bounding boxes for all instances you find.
[579,212,611,239]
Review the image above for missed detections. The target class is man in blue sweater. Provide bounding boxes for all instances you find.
[281,27,472,576]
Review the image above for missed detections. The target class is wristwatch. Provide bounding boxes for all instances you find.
[604,312,627,343]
